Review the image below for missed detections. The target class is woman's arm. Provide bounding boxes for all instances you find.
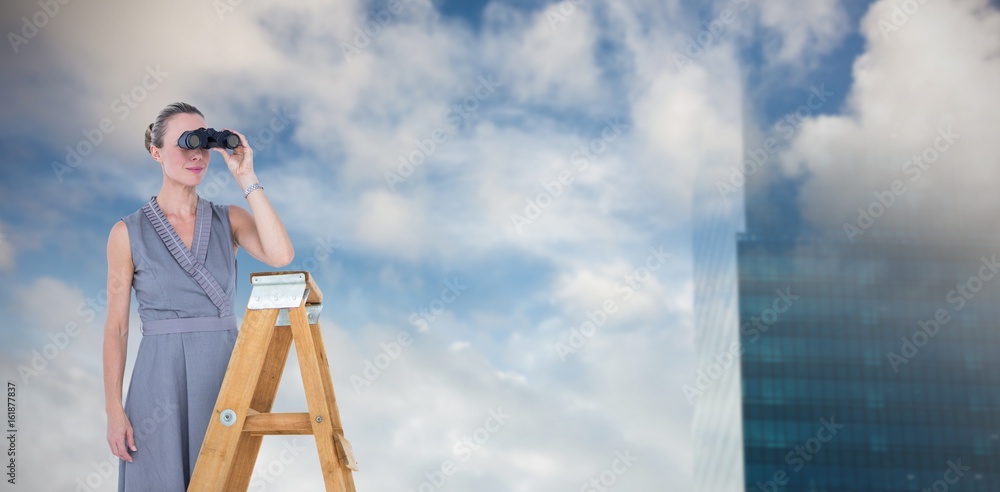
[229,193,294,268]
[103,220,136,462]
[214,129,294,267]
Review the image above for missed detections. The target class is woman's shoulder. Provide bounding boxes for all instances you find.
[204,198,239,240]
[109,218,128,237]
[107,219,132,261]
[204,197,232,215]
[119,199,152,227]
[116,206,143,236]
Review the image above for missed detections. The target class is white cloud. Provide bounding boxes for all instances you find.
[629,56,744,215]
[0,222,13,270]
[354,189,428,261]
[551,255,689,329]
[779,0,1000,241]
[0,277,141,491]
[757,0,851,66]
[0,0,761,490]
[481,2,607,112]
[321,309,696,491]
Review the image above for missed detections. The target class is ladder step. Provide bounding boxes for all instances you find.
[190,271,356,491]
[243,412,314,435]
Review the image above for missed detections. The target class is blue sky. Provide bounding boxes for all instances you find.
[2,0,998,490]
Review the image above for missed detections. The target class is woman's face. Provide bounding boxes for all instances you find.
[150,112,211,187]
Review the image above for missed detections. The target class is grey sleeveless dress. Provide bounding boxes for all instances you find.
[117,196,240,492]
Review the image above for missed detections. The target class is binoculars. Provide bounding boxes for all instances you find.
[178,128,240,150]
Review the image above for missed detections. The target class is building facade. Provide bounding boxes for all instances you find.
[693,110,1000,492]
[737,230,1000,491]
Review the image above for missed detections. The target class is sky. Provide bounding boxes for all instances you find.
[0,0,997,490]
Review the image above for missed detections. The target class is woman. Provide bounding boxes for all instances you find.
[102,102,294,491]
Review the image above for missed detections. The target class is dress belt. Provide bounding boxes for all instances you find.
[141,315,238,336]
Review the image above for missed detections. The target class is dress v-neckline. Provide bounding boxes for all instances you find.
[161,197,199,253]
[147,195,211,265]
[142,195,230,316]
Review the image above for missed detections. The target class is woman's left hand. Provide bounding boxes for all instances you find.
[212,129,256,186]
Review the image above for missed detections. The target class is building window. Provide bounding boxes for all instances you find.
[973,435,992,456]
[867,390,885,409]
[870,433,888,452]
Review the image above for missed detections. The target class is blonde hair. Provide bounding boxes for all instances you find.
[144,102,204,153]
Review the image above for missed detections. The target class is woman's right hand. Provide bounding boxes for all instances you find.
[106,405,136,462]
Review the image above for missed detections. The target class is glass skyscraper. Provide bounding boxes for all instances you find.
[737,229,1000,491]
[693,107,1000,492]
[691,134,745,492]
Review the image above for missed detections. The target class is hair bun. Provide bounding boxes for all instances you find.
[144,122,155,152]
[146,103,203,155]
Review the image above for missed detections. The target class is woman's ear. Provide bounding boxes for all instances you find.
[150,145,162,162]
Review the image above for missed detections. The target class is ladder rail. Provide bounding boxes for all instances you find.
[187,271,357,492]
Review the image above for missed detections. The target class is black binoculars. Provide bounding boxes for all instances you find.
[178,128,240,150]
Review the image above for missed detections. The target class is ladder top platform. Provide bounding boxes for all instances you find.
[249,270,323,305]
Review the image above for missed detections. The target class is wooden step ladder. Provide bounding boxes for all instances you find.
[188,271,358,491]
